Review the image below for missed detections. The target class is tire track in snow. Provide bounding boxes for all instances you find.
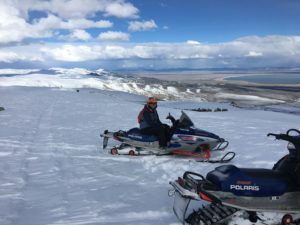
[9,91,61,225]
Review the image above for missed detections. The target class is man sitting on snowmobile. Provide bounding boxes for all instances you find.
[138,97,170,149]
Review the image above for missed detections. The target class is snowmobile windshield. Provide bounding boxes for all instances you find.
[178,111,194,128]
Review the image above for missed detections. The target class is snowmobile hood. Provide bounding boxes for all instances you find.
[176,112,221,139]
[174,127,221,140]
[206,165,289,197]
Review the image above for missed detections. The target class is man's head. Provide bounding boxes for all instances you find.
[146,97,157,110]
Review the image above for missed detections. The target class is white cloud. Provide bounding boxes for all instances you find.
[41,45,101,61]
[38,36,300,67]
[57,18,113,30]
[0,0,133,44]
[245,51,263,57]
[186,40,201,45]
[0,1,47,44]
[41,44,132,61]
[69,30,92,41]
[1,35,300,69]
[128,20,157,31]
[98,31,130,41]
[0,10,112,44]
[35,14,113,30]
[104,1,139,18]
[31,0,139,19]
[0,50,42,63]
[0,52,25,63]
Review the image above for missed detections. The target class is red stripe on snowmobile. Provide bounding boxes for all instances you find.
[113,136,122,141]
[172,150,211,159]
[199,192,212,202]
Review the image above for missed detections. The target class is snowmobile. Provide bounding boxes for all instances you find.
[100,111,234,163]
[169,128,300,225]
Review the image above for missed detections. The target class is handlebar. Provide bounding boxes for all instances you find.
[166,113,171,120]
[166,113,176,124]
[287,129,300,136]
[267,133,287,140]
[267,129,300,148]
[267,129,300,139]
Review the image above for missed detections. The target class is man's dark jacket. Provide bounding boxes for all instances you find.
[138,105,162,130]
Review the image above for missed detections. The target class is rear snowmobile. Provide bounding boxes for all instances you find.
[169,129,300,225]
[100,111,234,163]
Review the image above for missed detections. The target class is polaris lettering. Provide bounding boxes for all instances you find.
[230,185,260,191]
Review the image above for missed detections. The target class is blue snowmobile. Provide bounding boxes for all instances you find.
[169,129,300,225]
[101,111,234,163]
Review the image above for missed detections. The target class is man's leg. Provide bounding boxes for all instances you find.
[157,126,167,147]
[162,124,171,142]
[141,126,167,147]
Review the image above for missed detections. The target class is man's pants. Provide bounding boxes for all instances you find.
[141,124,170,147]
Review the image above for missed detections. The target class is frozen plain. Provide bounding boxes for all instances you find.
[0,85,299,225]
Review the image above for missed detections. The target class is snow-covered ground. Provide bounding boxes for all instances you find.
[0,84,299,225]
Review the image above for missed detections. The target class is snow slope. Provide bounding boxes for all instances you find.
[0,68,194,101]
[0,86,299,225]
[0,68,289,106]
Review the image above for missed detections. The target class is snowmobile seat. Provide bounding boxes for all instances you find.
[125,128,158,142]
[206,165,289,197]
[240,168,287,179]
[206,165,240,188]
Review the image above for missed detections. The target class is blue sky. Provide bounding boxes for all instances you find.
[1,0,300,70]
[130,0,300,43]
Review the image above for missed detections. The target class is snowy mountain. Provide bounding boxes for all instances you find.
[0,82,299,224]
[1,68,296,108]
[0,68,197,101]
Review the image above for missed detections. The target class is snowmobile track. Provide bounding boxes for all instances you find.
[186,203,239,225]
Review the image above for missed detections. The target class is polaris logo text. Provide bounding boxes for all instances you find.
[230,185,260,191]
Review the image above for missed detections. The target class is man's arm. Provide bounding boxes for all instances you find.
[155,110,162,125]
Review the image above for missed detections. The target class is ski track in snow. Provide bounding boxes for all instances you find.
[0,86,299,225]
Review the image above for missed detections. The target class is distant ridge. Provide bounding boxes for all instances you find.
[112,67,300,74]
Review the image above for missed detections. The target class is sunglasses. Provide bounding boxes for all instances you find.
[148,102,157,105]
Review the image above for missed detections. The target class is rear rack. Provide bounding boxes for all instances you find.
[181,171,222,204]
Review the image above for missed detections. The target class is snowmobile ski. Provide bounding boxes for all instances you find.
[195,151,235,163]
